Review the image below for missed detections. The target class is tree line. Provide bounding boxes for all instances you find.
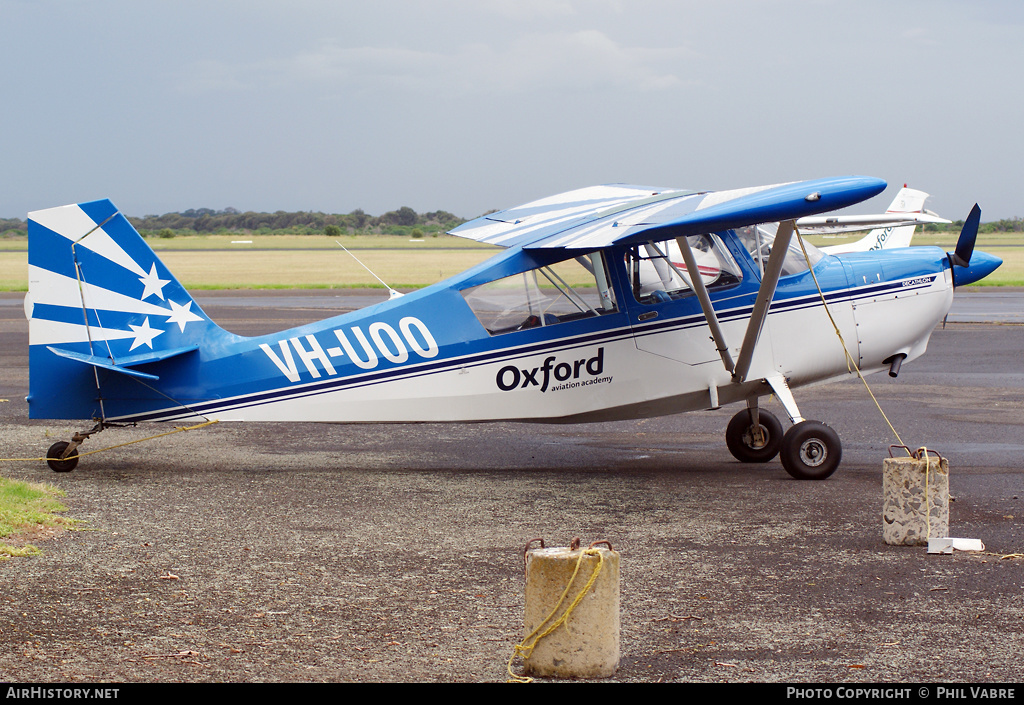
[4,212,1024,238]
[0,206,466,237]
[924,217,1024,234]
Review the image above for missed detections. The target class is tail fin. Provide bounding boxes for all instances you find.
[26,199,222,419]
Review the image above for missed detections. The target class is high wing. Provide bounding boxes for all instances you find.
[451,176,886,250]
[449,184,697,247]
[453,175,887,390]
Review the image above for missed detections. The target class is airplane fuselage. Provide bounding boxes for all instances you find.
[29,239,955,426]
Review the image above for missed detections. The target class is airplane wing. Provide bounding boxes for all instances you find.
[450,176,887,250]
[796,212,950,236]
[448,184,697,247]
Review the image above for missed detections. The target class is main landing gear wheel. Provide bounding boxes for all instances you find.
[46,441,79,473]
[726,408,783,463]
[780,420,841,481]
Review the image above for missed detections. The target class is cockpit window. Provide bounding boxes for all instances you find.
[734,223,824,277]
[624,234,743,304]
[461,251,618,335]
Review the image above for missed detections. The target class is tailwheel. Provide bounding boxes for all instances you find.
[780,420,841,480]
[44,422,104,473]
[46,441,79,473]
[726,408,783,463]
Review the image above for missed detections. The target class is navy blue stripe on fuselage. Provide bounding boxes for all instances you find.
[115,322,639,422]
[629,277,935,342]
[116,275,938,422]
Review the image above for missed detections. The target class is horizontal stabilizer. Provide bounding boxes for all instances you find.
[45,344,200,381]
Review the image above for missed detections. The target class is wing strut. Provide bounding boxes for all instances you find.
[673,236,735,374]
[731,219,795,384]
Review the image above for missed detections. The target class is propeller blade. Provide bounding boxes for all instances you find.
[949,204,981,268]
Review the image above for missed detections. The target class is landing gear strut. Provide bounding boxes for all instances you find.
[729,376,843,480]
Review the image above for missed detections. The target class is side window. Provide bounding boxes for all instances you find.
[461,252,618,335]
[625,235,743,304]
[735,223,823,278]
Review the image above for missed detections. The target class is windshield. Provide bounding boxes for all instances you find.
[461,251,617,335]
[734,223,824,277]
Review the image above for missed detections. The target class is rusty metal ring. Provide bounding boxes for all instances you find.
[523,538,545,571]
[888,444,912,458]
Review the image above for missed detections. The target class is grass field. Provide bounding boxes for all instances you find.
[1,233,1021,290]
[156,248,501,289]
[0,235,502,290]
[0,233,494,252]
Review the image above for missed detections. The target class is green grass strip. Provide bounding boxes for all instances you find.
[0,477,74,560]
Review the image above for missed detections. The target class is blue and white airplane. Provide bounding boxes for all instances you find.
[25,176,1001,480]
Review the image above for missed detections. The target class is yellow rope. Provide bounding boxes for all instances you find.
[794,230,910,454]
[916,446,943,541]
[507,548,605,683]
[1,420,220,464]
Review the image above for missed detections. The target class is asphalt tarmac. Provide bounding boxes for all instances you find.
[0,289,1021,684]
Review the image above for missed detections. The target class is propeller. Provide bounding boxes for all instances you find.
[948,203,981,268]
[948,203,1002,287]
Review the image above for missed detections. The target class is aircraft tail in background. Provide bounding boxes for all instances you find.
[819,185,948,254]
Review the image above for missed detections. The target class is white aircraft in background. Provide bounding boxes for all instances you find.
[810,185,950,254]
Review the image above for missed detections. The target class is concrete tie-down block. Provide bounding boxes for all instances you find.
[883,454,949,546]
[523,545,620,678]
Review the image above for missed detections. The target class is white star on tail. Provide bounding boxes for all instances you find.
[128,317,163,351]
[139,263,170,301]
[165,300,203,332]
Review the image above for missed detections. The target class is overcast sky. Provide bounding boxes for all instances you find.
[2,0,1022,221]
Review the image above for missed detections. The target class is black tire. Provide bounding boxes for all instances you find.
[46,441,79,473]
[780,420,841,480]
[726,408,783,463]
